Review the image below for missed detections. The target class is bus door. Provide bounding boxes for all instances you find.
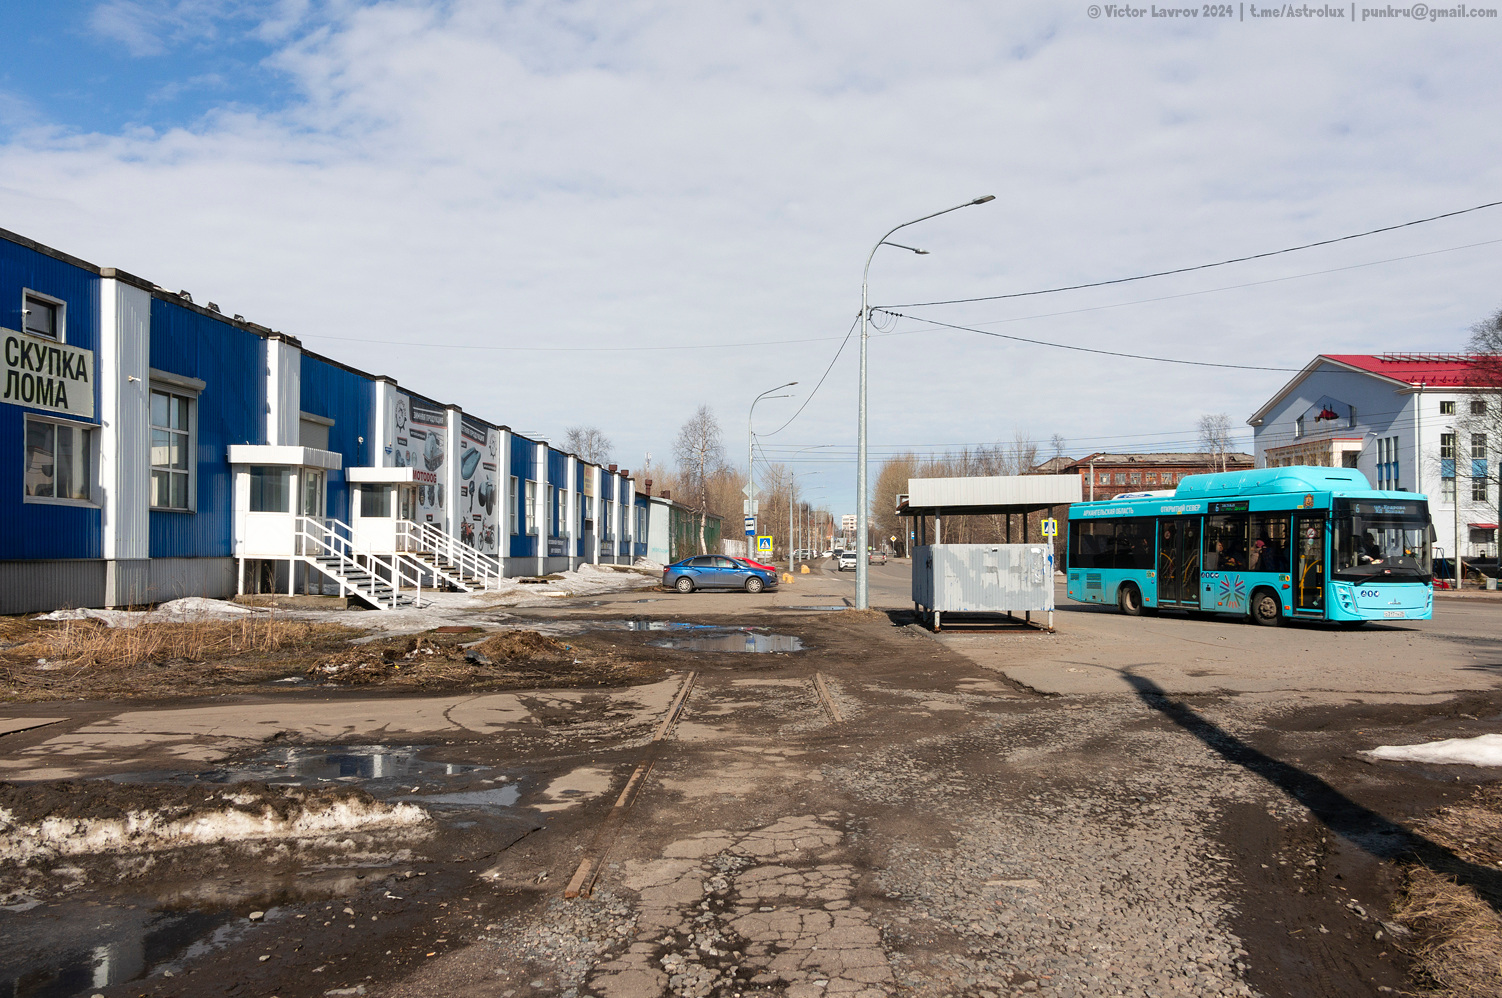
[1157,517,1200,605]
[1293,514,1325,614]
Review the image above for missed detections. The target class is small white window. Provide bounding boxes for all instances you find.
[248,467,291,512]
[525,480,538,535]
[24,416,92,502]
[150,387,196,510]
[509,476,519,535]
[22,290,65,341]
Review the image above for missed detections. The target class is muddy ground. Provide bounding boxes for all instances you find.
[2,591,1501,998]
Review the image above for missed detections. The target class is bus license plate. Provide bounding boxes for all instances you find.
[1383,610,1405,618]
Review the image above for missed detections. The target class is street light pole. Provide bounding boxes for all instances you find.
[856,195,995,610]
[749,382,797,560]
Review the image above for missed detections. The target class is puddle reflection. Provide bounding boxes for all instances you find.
[650,631,804,653]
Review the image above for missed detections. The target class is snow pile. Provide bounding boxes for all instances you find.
[1365,733,1502,767]
[0,791,429,865]
[34,597,263,629]
[476,562,659,605]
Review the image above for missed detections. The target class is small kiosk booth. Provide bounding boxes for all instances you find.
[898,474,1082,632]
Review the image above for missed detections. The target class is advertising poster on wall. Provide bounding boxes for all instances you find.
[460,415,499,555]
[385,392,446,524]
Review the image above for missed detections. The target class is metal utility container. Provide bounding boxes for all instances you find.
[912,543,1055,630]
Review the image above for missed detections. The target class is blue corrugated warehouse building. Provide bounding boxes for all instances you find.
[0,227,649,613]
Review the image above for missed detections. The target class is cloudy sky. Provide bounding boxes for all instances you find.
[3,0,1500,515]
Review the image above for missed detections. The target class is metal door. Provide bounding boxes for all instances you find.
[1157,518,1200,605]
[1294,515,1325,613]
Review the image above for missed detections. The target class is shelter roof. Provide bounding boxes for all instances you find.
[898,475,1082,516]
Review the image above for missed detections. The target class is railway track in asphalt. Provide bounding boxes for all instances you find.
[565,667,847,898]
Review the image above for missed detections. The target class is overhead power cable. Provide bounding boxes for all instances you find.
[882,198,1502,310]
[759,316,860,438]
[873,309,1301,371]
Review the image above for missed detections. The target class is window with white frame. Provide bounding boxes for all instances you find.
[22,290,64,341]
[509,476,519,535]
[548,485,559,536]
[602,499,613,539]
[24,416,92,501]
[150,387,195,509]
[1440,400,1456,415]
[1441,432,1457,502]
[636,506,646,542]
[1473,434,1489,503]
[525,480,538,535]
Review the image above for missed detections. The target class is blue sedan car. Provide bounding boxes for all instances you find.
[663,555,779,594]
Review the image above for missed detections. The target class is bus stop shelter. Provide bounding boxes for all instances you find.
[898,474,1083,631]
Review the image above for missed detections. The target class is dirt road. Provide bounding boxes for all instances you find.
[2,564,1500,998]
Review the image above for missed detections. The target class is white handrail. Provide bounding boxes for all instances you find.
[400,519,504,591]
[295,515,424,609]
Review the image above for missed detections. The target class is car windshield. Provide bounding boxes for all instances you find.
[1332,498,1432,582]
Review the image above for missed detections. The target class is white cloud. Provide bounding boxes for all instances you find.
[9,1,1502,511]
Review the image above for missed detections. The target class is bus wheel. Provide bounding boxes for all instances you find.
[1118,584,1144,617]
[1249,590,1281,627]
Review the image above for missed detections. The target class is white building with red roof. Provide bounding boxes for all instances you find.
[1247,353,1497,564]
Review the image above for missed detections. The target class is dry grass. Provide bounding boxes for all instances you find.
[307,628,660,690]
[0,616,362,702]
[1392,785,1502,997]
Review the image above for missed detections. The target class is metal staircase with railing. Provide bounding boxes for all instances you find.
[294,516,429,610]
[398,520,504,593]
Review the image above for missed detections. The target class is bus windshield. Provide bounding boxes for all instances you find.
[1332,499,1432,582]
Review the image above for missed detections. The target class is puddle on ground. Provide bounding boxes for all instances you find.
[401,785,521,810]
[649,631,804,653]
[621,620,718,631]
[109,745,488,788]
[0,906,236,998]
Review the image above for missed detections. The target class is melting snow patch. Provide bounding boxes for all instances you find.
[1365,733,1502,767]
[34,597,262,629]
[0,786,429,865]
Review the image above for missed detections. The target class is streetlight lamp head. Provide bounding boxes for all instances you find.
[972,195,996,204]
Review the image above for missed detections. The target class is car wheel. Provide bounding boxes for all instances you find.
[675,576,695,593]
[745,576,765,594]
[1249,589,1281,626]
[1118,583,1143,617]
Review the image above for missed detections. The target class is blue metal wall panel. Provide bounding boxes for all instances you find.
[548,449,566,488]
[300,354,375,526]
[600,472,614,501]
[0,238,102,560]
[509,436,535,557]
[148,299,266,558]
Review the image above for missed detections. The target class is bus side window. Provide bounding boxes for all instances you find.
[1071,521,1112,570]
[1116,517,1154,570]
[1248,513,1289,572]
[1206,514,1249,571]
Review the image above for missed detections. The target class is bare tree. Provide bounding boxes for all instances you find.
[564,426,613,465]
[1198,413,1233,473]
[673,405,727,554]
[1460,306,1502,562]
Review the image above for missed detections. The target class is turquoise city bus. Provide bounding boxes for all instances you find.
[1065,466,1434,626]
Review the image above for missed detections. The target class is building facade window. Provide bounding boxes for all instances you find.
[1440,432,1458,502]
[24,416,92,501]
[1375,435,1400,491]
[1473,434,1489,503]
[22,290,64,341]
[1114,473,1126,485]
[509,476,519,535]
[150,388,194,510]
[248,467,290,512]
[636,506,646,542]
[1440,400,1456,415]
[525,480,538,535]
[1472,399,1488,416]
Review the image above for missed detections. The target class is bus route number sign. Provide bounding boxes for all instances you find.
[1041,518,1058,537]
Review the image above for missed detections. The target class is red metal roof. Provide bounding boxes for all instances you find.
[1322,353,1484,388]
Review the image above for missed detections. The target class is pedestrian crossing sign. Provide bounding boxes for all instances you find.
[757,535,773,554]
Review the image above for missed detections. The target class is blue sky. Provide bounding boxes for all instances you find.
[1,3,296,135]
[2,1,1501,516]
